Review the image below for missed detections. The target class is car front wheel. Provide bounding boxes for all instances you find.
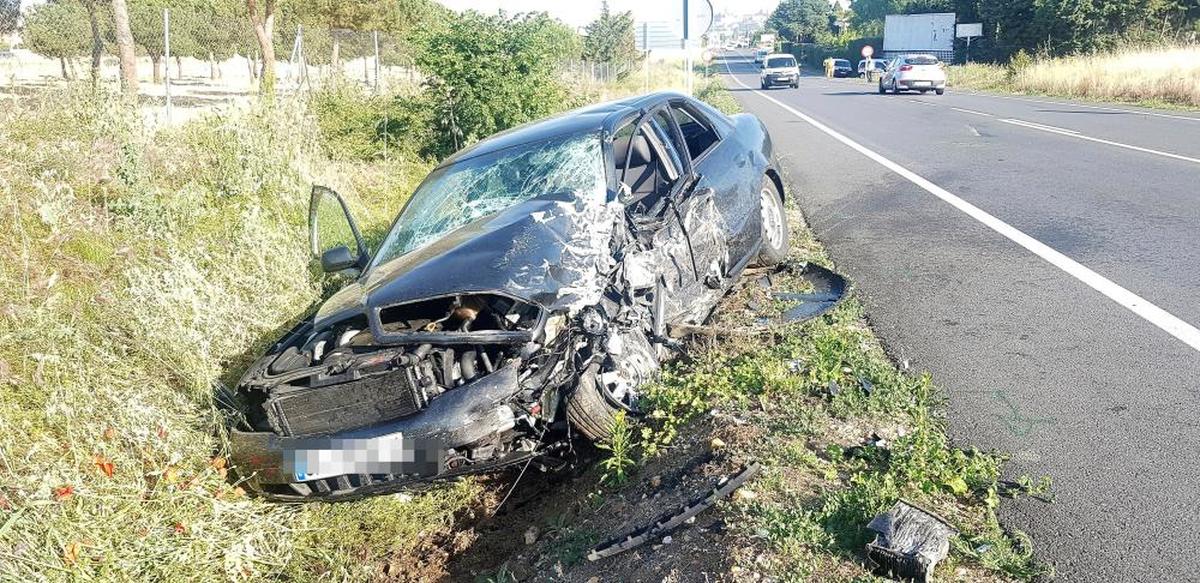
[756,177,789,266]
[935,88,945,95]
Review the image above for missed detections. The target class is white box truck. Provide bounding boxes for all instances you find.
[883,13,955,60]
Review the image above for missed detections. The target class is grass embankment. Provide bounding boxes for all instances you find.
[0,83,482,581]
[949,46,1200,108]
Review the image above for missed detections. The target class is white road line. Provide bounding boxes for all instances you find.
[1001,118,1080,134]
[722,61,1200,353]
[905,98,939,107]
[951,107,993,117]
[999,118,1200,165]
[958,91,1200,123]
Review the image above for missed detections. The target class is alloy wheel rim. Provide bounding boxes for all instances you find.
[760,188,784,249]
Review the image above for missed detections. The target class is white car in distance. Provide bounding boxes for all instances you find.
[878,54,947,95]
[759,53,800,89]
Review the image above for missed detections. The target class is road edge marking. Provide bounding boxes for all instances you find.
[721,57,1200,353]
[999,118,1200,165]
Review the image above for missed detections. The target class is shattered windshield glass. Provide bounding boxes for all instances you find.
[370,132,605,267]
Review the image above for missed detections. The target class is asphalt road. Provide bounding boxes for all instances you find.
[718,53,1200,581]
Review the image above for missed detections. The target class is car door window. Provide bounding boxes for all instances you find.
[670,104,720,161]
[612,119,680,216]
[650,110,686,175]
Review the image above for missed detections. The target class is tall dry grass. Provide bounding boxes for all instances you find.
[0,85,478,582]
[950,46,1200,108]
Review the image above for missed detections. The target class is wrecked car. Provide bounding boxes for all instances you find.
[230,92,790,500]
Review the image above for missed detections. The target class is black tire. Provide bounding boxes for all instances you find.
[565,364,620,441]
[760,81,767,90]
[877,80,885,94]
[935,88,945,95]
[756,176,789,266]
[791,82,799,89]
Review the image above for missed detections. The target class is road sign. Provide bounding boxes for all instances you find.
[956,23,982,38]
[955,23,983,62]
[861,45,874,58]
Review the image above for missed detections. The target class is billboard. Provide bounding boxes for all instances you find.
[956,23,983,38]
[883,13,955,52]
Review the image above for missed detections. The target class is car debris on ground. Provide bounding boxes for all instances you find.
[585,462,762,561]
[865,500,958,582]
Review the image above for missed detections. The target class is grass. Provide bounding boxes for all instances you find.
[0,82,472,581]
[949,45,1200,108]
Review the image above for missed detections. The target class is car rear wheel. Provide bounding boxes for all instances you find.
[756,177,789,266]
[877,80,885,94]
[935,88,945,95]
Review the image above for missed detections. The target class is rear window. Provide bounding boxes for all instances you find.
[905,56,940,65]
[766,57,796,68]
[833,59,851,66]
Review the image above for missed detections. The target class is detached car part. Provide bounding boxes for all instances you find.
[229,92,797,500]
[586,462,762,561]
[865,500,958,582]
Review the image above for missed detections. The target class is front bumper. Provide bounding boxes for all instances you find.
[762,74,797,86]
[231,362,524,500]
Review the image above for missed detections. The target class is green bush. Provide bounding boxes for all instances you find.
[414,10,580,158]
[1007,48,1034,80]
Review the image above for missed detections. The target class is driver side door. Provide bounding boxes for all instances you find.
[615,106,731,326]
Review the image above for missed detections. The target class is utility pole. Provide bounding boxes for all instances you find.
[683,0,692,96]
[373,31,380,92]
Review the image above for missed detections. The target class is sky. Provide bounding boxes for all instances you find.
[432,0,783,29]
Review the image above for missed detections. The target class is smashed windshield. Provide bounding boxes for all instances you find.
[370,131,605,267]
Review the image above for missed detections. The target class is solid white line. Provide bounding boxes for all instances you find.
[958,91,1200,123]
[905,98,939,107]
[999,118,1200,165]
[722,60,1200,353]
[1001,118,1080,134]
[951,106,993,117]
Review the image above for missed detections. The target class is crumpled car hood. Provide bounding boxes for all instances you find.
[315,192,622,331]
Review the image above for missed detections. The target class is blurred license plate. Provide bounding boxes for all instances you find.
[913,81,930,86]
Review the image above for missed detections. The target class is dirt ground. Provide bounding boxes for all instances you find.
[445,422,764,583]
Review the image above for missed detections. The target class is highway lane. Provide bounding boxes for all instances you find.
[718,54,1200,581]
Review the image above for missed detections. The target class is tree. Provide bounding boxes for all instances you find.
[246,0,277,95]
[582,1,639,79]
[22,2,92,79]
[767,0,836,44]
[1,0,18,37]
[111,0,138,93]
[128,0,202,84]
[80,0,110,81]
[414,10,579,157]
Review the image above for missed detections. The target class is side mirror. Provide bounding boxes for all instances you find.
[309,185,369,275]
[320,245,358,273]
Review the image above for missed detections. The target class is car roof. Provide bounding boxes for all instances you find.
[436,92,691,168]
[765,53,793,59]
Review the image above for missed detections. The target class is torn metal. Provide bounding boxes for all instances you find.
[865,500,958,583]
[586,462,762,561]
[228,92,790,500]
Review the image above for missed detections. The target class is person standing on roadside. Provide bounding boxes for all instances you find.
[824,57,833,78]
